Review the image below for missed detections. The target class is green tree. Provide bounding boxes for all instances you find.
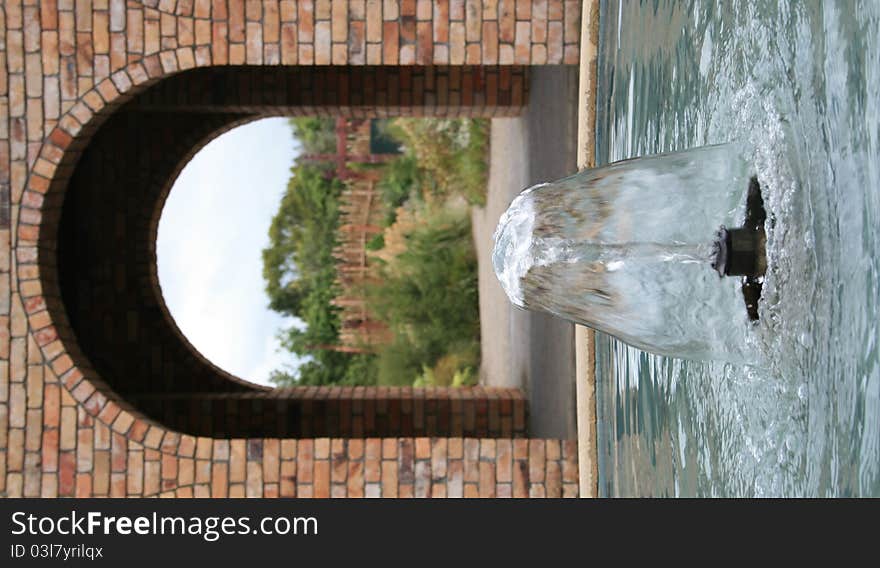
[262,160,377,386]
[289,117,337,155]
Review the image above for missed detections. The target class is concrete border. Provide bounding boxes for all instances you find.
[575,0,601,498]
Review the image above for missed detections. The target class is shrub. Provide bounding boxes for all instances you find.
[384,118,489,206]
[367,204,480,386]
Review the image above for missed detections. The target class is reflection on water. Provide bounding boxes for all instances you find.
[596,0,880,496]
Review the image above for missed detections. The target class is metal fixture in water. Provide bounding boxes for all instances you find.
[711,177,767,321]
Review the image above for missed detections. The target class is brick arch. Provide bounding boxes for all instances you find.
[17,55,530,450]
[3,2,582,497]
[16,50,203,457]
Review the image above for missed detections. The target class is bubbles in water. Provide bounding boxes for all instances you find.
[597,0,880,496]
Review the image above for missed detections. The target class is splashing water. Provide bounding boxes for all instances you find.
[590,0,880,497]
[493,144,758,363]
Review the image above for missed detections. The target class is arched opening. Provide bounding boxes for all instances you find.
[45,65,530,439]
[156,117,300,387]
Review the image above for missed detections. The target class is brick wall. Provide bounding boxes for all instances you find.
[128,387,528,439]
[132,65,529,116]
[0,1,582,498]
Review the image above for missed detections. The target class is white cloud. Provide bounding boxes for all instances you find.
[157,117,303,386]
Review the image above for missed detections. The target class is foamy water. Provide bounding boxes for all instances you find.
[592,0,877,496]
[493,145,759,363]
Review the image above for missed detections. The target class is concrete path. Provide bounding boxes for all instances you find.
[472,66,580,439]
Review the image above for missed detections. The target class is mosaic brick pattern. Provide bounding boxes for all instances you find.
[0,1,582,497]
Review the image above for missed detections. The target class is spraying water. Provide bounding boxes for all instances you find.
[591,0,879,497]
[493,143,760,363]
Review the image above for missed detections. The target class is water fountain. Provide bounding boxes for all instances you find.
[493,143,767,364]
[550,0,879,498]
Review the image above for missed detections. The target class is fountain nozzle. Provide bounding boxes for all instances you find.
[712,226,767,278]
[711,177,768,321]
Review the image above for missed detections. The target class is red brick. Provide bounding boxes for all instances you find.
[263,439,280,483]
[528,440,545,482]
[246,461,263,497]
[546,460,562,497]
[482,21,498,63]
[347,461,364,497]
[279,460,296,497]
[466,43,481,64]
[314,0,331,19]
[191,0,210,18]
[466,0,482,41]
[314,20,331,63]
[245,21,263,63]
[263,0,280,42]
[278,22,297,63]
[244,0,260,21]
[532,0,548,43]
[94,12,110,54]
[450,0,465,20]
[479,461,496,497]
[42,430,59,472]
[212,22,229,64]
[449,22,465,64]
[416,21,432,64]
[210,0,227,19]
[280,0,297,22]
[382,22,399,64]
[376,460,395,497]
[111,434,127,472]
[531,43,547,64]
[366,0,382,42]
[564,0,580,43]
[512,458,528,497]
[178,16,195,47]
[547,20,563,63]
[58,452,76,496]
[331,0,347,42]
[314,459,330,497]
[414,437,431,460]
[42,0,59,30]
[43,384,60,428]
[299,0,314,42]
[514,20,530,63]
[229,439,246,482]
[484,0,500,18]
[211,462,228,497]
[349,20,365,64]
[229,0,245,42]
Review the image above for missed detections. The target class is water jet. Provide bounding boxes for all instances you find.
[493,144,766,363]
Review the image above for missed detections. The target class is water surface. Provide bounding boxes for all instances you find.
[595,0,879,496]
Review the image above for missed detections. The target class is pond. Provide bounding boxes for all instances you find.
[594,0,879,496]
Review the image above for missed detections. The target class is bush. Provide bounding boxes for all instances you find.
[367,204,480,386]
[377,154,423,225]
[384,118,489,206]
[264,118,488,387]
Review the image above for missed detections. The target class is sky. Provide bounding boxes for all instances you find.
[156,117,303,387]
